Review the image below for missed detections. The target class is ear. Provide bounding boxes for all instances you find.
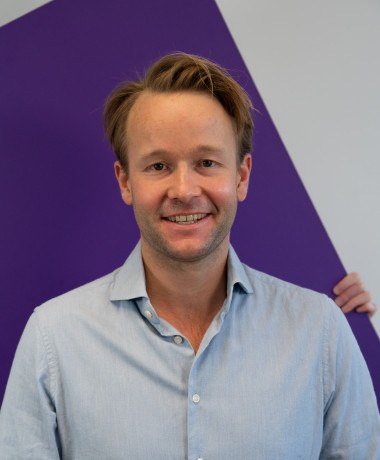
[237,153,252,202]
[114,161,133,205]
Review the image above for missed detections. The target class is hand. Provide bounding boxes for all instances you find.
[333,273,377,317]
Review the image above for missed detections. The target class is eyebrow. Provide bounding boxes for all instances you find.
[139,145,224,161]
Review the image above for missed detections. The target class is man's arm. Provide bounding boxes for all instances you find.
[321,299,380,458]
[334,272,377,317]
[0,313,61,459]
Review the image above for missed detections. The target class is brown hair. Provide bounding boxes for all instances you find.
[103,52,254,170]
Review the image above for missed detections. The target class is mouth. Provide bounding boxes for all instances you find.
[164,213,208,225]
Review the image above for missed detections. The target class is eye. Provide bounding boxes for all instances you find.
[151,163,166,171]
[201,160,215,168]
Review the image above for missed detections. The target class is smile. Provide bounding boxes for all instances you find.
[165,213,207,225]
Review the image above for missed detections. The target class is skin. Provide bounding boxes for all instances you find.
[333,273,377,318]
[115,90,251,352]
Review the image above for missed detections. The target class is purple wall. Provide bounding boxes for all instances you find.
[1,0,379,405]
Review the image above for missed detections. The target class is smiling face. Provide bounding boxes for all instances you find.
[115,90,251,265]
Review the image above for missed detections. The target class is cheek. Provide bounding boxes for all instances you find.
[130,181,163,210]
[208,178,239,205]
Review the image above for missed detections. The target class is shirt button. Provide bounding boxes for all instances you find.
[144,310,153,318]
[192,394,200,404]
[173,335,183,344]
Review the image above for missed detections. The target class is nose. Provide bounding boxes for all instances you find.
[167,164,202,202]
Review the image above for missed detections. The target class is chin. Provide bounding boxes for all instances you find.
[158,237,227,264]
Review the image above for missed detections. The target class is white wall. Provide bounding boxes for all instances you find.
[216,0,380,336]
[0,0,52,28]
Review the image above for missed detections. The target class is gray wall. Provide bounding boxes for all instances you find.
[216,0,380,335]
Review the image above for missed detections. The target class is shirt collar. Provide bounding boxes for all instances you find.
[109,241,254,302]
[110,241,148,301]
[227,245,254,295]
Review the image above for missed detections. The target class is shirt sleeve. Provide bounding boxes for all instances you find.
[0,312,61,459]
[320,299,380,459]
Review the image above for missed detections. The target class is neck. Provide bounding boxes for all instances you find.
[141,239,229,352]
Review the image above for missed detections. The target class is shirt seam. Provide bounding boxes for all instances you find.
[322,296,331,411]
[34,309,58,405]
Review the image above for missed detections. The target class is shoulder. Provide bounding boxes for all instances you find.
[238,263,356,349]
[34,268,121,322]
[242,263,331,313]
[28,264,139,355]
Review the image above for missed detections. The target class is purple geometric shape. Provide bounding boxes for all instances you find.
[0,0,378,407]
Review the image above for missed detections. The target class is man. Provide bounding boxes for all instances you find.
[0,53,379,459]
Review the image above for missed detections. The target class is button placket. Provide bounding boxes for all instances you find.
[188,356,207,460]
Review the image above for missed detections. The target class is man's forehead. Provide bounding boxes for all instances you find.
[127,90,235,136]
[130,90,220,117]
[128,91,233,135]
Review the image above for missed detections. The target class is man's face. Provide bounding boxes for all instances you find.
[115,90,251,264]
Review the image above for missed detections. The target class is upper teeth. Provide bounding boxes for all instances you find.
[167,213,207,224]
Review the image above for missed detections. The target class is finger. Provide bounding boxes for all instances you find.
[334,282,366,307]
[341,291,372,314]
[333,272,360,295]
[356,302,378,318]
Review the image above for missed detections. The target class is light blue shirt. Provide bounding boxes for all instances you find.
[1,243,379,459]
